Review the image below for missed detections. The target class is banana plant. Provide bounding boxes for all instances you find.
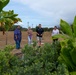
[0,10,22,45]
[0,0,10,26]
[0,10,22,31]
[53,16,76,73]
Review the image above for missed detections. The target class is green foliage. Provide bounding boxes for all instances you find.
[0,43,70,75]
[70,71,76,75]
[60,19,73,36]
[21,43,69,75]
[50,16,76,75]
[0,0,10,12]
[0,45,26,75]
[52,16,76,74]
[0,10,22,31]
[32,40,37,47]
[73,16,76,37]
[4,45,15,52]
[0,45,15,75]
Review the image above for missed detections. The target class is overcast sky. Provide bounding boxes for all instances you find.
[4,0,76,28]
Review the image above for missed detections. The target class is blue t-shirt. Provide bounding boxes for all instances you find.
[14,28,22,41]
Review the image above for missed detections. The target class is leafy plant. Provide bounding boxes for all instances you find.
[21,43,69,75]
[0,0,22,45]
[53,16,76,74]
[0,10,22,44]
[0,0,10,12]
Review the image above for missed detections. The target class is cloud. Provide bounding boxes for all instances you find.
[11,0,76,27]
[12,0,76,16]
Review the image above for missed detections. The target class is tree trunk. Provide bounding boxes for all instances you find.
[6,31,8,45]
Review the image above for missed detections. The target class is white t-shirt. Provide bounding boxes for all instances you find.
[52,29,59,36]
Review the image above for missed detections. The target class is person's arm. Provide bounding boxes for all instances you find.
[42,28,44,33]
[20,30,22,40]
[31,30,33,36]
[27,30,29,35]
[27,29,30,36]
[51,30,54,36]
[36,28,39,35]
[41,28,44,36]
[57,29,59,34]
[14,30,18,39]
[15,35,17,39]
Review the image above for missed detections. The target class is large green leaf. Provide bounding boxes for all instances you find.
[70,48,76,66]
[52,34,70,40]
[70,72,76,75]
[61,47,75,71]
[0,10,22,31]
[4,18,13,31]
[73,16,76,37]
[60,19,73,37]
[0,0,10,12]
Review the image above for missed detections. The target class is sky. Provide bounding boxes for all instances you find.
[4,0,76,28]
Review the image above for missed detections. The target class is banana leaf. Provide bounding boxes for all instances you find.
[60,39,68,48]
[52,34,70,40]
[70,48,76,66]
[61,47,75,71]
[0,0,10,12]
[73,16,76,37]
[72,42,76,48]
[70,72,76,75]
[60,19,73,37]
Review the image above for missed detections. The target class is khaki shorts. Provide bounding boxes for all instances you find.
[37,36,42,42]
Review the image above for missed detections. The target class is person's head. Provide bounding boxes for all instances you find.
[39,24,41,28]
[28,27,31,30]
[54,26,57,30]
[17,25,20,29]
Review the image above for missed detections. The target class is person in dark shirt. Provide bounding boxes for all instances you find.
[36,24,44,47]
[14,25,22,49]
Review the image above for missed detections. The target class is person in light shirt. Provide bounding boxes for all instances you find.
[52,26,59,42]
[27,27,33,45]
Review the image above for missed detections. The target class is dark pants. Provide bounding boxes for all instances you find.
[16,40,21,49]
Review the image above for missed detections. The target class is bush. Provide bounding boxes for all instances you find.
[22,42,69,75]
[0,43,69,75]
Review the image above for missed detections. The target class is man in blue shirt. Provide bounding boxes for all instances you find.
[14,25,22,49]
[36,24,44,47]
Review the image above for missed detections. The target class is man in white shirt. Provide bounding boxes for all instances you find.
[52,26,59,42]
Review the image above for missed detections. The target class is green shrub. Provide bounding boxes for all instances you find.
[0,43,69,75]
[53,16,76,74]
[22,43,69,75]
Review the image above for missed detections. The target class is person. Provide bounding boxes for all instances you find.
[52,26,59,42]
[27,27,33,45]
[14,25,22,49]
[36,24,44,47]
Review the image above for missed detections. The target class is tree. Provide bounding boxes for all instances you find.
[0,0,22,45]
[0,10,22,45]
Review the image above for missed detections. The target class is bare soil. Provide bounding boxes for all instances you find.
[0,31,52,49]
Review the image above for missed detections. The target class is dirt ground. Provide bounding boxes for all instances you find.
[0,31,52,49]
